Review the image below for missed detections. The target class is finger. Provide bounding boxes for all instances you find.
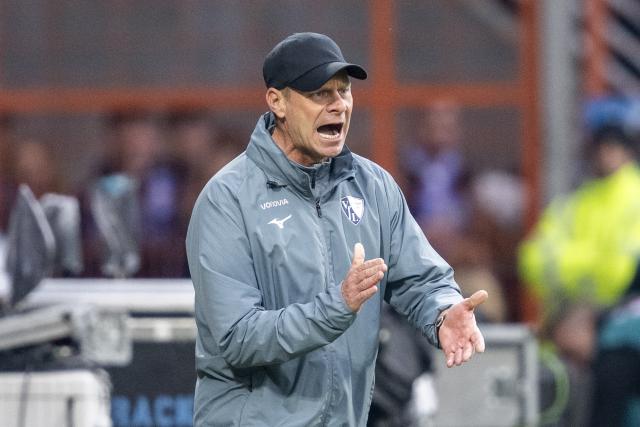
[464,290,488,310]
[454,347,463,366]
[360,284,378,300]
[446,351,455,368]
[462,343,474,362]
[351,243,365,267]
[361,258,386,271]
[353,285,379,311]
[357,270,384,291]
[360,262,387,279]
[474,330,486,353]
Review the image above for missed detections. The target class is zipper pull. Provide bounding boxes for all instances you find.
[266,179,287,189]
[315,199,322,217]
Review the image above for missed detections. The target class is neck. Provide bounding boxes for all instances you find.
[271,124,324,166]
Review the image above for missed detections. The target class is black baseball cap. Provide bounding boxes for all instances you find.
[263,32,367,92]
[591,124,637,150]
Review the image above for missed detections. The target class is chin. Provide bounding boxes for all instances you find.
[324,145,344,159]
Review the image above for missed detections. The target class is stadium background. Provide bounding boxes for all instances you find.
[0,1,638,426]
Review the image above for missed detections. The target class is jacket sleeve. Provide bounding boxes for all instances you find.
[381,176,463,347]
[519,183,640,313]
[187,182,356,369]
[518,197,576,307]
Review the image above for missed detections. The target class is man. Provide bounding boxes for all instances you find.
[591,271,640,427]
[519,118,640,325]
[403,99,467,259]
[84,110,186,277]
[187,32,487,426]
[519,98,640,426]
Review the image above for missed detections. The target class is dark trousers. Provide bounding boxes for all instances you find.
[590,347,640,427]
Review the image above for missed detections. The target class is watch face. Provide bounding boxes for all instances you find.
[436,313,446,328]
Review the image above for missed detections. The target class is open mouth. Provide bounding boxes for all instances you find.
[317,123,344,140]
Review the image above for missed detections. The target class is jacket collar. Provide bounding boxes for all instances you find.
[246,112,355,197]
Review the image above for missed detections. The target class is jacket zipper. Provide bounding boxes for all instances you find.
[312,180,331,426]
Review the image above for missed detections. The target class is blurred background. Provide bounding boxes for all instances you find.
[0,0,639,426]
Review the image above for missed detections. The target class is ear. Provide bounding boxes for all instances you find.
[266,88,287,120]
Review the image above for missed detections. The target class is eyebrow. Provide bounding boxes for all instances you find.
[322,80,351,91]
[304,78,351,95]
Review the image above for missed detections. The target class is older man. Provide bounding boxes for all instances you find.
[187,32,487,426]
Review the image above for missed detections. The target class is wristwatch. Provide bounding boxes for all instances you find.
[435,308,451,349]
[435,309,448,334]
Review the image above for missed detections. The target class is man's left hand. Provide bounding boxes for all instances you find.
[438,290,488,368]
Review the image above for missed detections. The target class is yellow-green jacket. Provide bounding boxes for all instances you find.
[519,163,640,317]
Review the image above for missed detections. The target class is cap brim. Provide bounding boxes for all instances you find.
[288,62,367,92]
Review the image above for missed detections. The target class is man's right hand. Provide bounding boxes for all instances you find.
[341,243,387,312]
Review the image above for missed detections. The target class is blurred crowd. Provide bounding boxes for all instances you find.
[0,101,522,321]
[1,96,640,426]
[371,99,523,426]
[0,108,243,279]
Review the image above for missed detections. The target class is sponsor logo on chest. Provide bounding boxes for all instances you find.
[260,198,289,210]
[268,215,292,229]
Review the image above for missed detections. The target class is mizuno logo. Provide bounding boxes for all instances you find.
[268,215,292,229]
[260,199,289,210]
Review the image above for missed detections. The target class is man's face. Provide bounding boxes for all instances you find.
[594,140,633,177]
[274,72,353,165]
[422,100,461,155]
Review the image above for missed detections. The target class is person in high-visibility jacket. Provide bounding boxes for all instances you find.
[520,121,640,426]
[520,124,640,323]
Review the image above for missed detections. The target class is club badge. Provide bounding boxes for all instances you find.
[341,196,364,225]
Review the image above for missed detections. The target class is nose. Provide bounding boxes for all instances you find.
[327,91,348,114]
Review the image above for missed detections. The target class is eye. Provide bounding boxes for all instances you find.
[311,90,329,100]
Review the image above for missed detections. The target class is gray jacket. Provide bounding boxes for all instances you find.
[186,112,462,426]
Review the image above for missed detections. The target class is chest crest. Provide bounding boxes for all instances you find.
[341,196,364,225]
